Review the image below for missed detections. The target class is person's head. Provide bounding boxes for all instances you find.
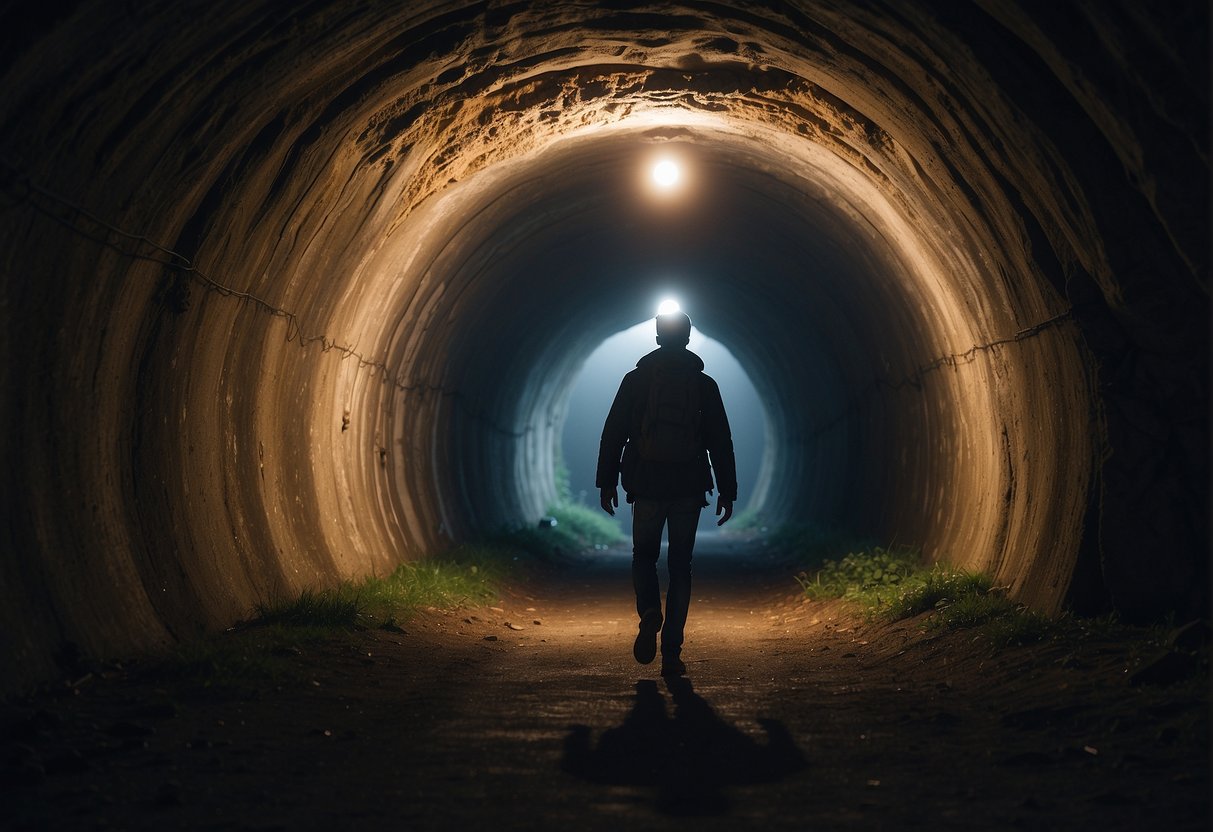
[655,311,692,347]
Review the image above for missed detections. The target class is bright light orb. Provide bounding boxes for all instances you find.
[651,159,681,189]
[657,298,681,315]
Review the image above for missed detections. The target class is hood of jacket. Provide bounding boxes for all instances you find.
[635,346,705,374]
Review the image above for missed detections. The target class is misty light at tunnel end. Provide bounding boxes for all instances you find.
[656,298,681,315]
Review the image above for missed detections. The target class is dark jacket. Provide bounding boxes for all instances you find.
[596,346,738,504]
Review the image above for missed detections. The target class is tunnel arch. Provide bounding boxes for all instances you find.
[0,1,1206,691]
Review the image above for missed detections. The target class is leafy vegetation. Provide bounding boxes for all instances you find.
[251,589,362,628]
[493,500,626,559]
[247,551,499,630]
[353,550,499,616]
[794,544,1052,648]
[158,547,504,690]
[161,493,629,689]
[795,545,921,603]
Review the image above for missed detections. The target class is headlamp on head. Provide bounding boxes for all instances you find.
[656,311,692,346]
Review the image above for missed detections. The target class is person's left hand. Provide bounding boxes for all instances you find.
[600,487,619,516]
[716,498,733,526]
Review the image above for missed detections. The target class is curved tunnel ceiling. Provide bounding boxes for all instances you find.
[0,1,1206,690]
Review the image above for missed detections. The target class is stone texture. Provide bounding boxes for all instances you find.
[0,0,1205,690]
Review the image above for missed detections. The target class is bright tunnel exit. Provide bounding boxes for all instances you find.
[561,316,767,534]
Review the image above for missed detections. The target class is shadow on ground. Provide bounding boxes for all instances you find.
[562,676,807,816]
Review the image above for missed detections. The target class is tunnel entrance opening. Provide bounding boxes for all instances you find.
[559,315,768,536]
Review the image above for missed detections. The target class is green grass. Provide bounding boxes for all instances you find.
[247,551,500,629]
[156,500,627,691]
[548,501,627,546]
[493,501,626,559]
[795,546,1053,648]
[884,567,995,620]
[157,547,504,691]
[355,550,499,615]
[251,589,362,628]
[795,545,921,603]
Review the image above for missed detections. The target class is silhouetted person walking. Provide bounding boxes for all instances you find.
[597,309,737,677]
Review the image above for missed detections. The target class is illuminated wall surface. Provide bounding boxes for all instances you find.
[0,1,1206,691]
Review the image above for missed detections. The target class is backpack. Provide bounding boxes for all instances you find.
[636,368,702,462]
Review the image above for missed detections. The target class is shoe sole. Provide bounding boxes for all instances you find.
[633,609,663,664]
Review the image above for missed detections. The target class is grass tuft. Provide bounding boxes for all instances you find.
[795,545,1054,649]
[884,568,994,620]
[547,501,627,547]
[158,548,505,691]
[493,501,626,559]
[251,589,363,628]
[355,551,498,616]
[795,546,921,604]
[980,607,1054,648]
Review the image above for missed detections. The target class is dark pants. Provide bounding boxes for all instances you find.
[632,497,702,658]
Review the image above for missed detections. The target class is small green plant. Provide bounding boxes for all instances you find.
[251,589,363,628]
[883,567,994,620]
[795,546,921,603]
[493,501,626,559]
[355,552,498,616]
[156,550,502,691]
[980,607,1053,647]
[548,501,626,546]
[796,546,1055,649]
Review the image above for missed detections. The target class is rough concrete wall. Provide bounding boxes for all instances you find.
[0,0,1205,691]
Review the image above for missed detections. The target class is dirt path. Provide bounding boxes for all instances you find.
[4,534,1208,830]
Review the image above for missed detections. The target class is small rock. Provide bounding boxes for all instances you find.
[378,618,405,634]
[532,619,542,626]
[506,623,524,631]
[483,635,498,641]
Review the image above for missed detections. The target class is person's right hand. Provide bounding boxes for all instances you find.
[600,487,618,516]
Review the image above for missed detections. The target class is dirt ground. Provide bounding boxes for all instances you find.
[3,534,1209,830]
